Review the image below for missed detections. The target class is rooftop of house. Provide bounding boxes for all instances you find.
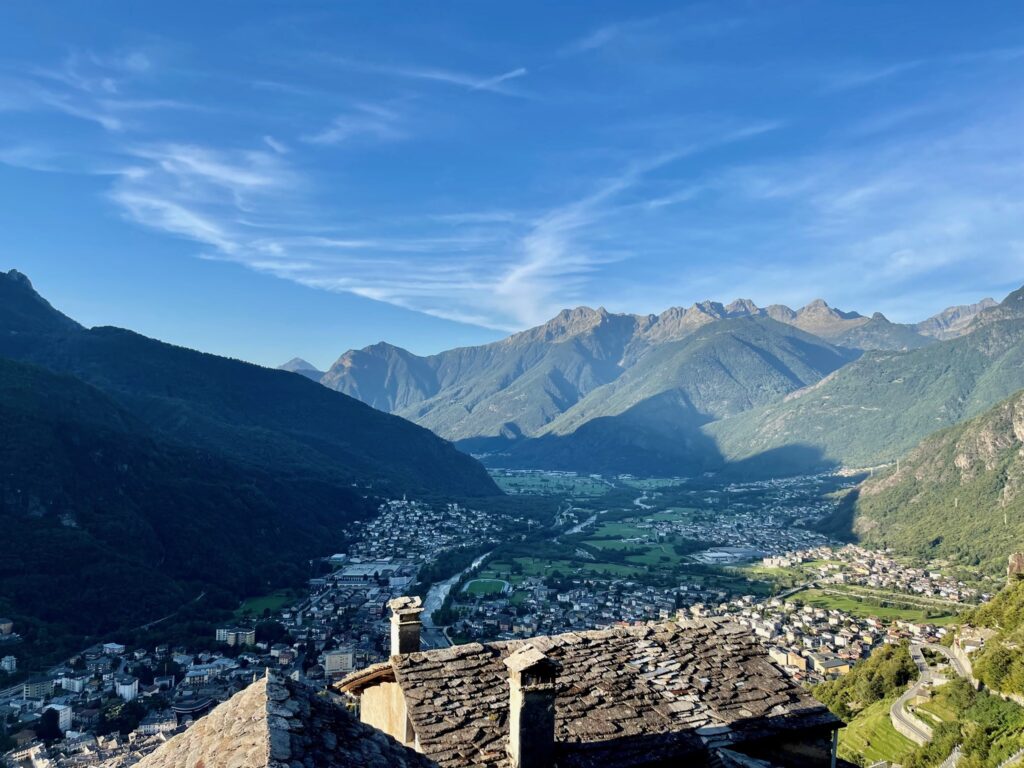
[339,617,840,768]
[125,671,437,768]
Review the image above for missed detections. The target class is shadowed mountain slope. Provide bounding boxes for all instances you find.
[0,269,497,498]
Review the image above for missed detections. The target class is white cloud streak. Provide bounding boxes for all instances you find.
[325,57,530,97]
[303,103,405,145]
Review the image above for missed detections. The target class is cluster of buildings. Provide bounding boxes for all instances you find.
[1,479,984,766]
[345,499,519,562]
[692,590,953,685]
[0,620,18,679]
[447,577,685,641]
[791,544,983,603]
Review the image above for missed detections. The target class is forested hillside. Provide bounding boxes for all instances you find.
[0,357,373,661]
[709,291,1024,475]
[967,579,1024,697]
[0,270,497,498]
[0,269,501,662]
[844,389,1024,572]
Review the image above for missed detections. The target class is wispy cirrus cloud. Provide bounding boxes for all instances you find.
[302,103,405,145]
[0,49,199,133]
[324,56,530,97]
[819,60,925,93]
[561,10,746,57]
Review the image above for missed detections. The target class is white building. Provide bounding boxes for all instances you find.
[60,674,87,693]
[115,676,139,702]
[102,642,126,656]
[139,710,177,735]
[323,647,354,676]
[215,627,256,647]
[46,704,73,732]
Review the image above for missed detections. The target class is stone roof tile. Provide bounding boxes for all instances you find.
[378,618,839,768]
[126,671,436,768]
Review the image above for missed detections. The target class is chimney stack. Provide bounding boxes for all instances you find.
[388,596,423,656]
[504,645,560,768]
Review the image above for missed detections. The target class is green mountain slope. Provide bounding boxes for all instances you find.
[324,307,639,440]
[843,389,1024,571]
[544,317,856,434]
[0,356,375,660]
[0,270,497,498]
[708,290,1024,474]
[471,317,856,474]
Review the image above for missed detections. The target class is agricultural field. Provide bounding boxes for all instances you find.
[789,588,958,625]
[235,589,295,618]
[619,477,690,490]
[490,470,612,497]
[836,699,917,767]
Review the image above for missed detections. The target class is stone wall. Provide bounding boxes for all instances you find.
[361,680,415,746]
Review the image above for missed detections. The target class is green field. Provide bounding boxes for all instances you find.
[511,556,646,579]
[790,588,958,624]
[463,578,508,596]
[490,471,610,497]
[645,508,698,521]
[624,545,684,567]
[235,589,294,618]
[916,695,957,724]
[587,521,648,539]
[837,698,917,766]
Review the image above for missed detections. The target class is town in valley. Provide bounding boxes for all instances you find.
[0,469,996,767]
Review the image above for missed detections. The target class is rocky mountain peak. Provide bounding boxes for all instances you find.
[691,300,727,317]
[0,267,82,333]
[279,357,319,372]
[525,305,612,342]
[725,298,760,316]
[4,268,33,288]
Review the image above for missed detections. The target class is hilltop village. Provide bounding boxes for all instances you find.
[0,475,996,767]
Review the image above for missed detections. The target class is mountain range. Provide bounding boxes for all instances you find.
[0,269,496,661]
[710,287,1024,473]
[291,293,1007,476]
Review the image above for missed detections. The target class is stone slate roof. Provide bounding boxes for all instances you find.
[344,618,839,768]
[130,671,437,768]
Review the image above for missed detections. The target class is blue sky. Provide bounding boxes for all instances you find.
[2,1,1024,367]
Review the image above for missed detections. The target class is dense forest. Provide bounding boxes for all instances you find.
[848,388,1024,573]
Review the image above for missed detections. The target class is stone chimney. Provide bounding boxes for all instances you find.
[504,645,560,768]
[388,596,423,656]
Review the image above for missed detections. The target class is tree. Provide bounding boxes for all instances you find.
[36,708,63,742]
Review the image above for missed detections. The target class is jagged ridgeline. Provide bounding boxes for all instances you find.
[837,388,1024,572]
[0,269,498,659]
[314,304,869,475]
[709,286,1024,474]
[300,291,1011,477]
